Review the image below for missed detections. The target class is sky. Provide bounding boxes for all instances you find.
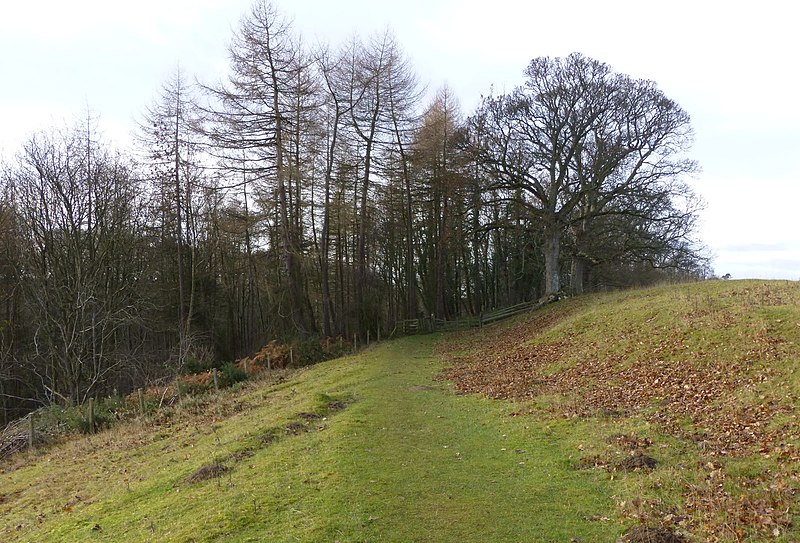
[1,0,798,280]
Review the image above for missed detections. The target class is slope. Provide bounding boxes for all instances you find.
[5,279,797,542]
[441,279,800,541]
[2,335,622,542]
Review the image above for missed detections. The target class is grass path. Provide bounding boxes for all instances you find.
[240,334,622,541]
[2,335,623,542]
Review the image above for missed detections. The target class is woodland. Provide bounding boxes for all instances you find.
[0,0,707,421]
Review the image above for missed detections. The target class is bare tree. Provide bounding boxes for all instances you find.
[5,124,146,405]
[137,68,204,364]
[201,0,315,337]
[314,43,355,337]
[412,86,467,318]
[472,53,698,297]
[344,30,420,331]
[565,75,699,292]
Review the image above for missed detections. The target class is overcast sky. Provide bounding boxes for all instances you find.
[1,0,798,280]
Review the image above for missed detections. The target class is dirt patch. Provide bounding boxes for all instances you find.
[622,525,686,543]
[573,454,608,470]
[284,421,308,435]
[326,400,347,411]
[616,454,658,472]
[186,462,230,484]
[224,449,255,462]
[296,412,322,420]
[410,385,438,392]
[0,490,22,504]
[260,431,279,446]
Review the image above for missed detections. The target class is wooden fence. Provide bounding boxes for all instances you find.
[398,299,547,335]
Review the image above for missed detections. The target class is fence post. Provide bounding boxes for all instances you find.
[377,327,381,342]
[88,397,95,434]
[28,412,35,449]
[479,312,483,328]
[367,330,370,346]
[138,388,146,416]
[267,354,272,371]
[213,368,219,391]
[243,360,248,377]
[290,348,294,367]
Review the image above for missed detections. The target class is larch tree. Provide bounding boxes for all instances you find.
[412,86,466,319]
[201,0,315,337]
[137,67,203,367]
[344,30,419,333]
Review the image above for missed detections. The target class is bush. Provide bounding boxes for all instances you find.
[218,362,248,388]
[290,340,326,368]
[177,373,212,396]
[34,396,126,435]
[288,337,351,368]
[183,356,212,375]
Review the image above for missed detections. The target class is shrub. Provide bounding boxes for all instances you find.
[177,373,212,396]
[218,362,248,388]
[183,356,212,375]
[33,396,126,436]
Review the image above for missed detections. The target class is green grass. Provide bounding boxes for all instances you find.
[440,279,800,541]
[1,335,625,542]
[6,279,797,542]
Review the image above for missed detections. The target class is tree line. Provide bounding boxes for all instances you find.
[0,0,707,422]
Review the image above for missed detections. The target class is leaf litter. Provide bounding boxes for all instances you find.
[437,283,800,541]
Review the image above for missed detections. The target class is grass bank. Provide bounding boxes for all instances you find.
[2,335,624,542]
[442,279,800,541]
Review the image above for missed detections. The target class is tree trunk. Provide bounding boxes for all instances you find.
[542,224,561,297]
[320,186,334,337]
[570,254,587,295]
[356,108,379,331]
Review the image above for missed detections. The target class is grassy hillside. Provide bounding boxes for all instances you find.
[2,279,798,542]
[2,336,622,542]
[442,279,800,541]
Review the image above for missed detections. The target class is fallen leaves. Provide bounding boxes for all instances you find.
[439,296,795,460]
[437,282,800,541]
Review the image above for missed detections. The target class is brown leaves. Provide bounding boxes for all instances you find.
[439,303,793,460]
[683,463,796,541]
[437,282,800,541]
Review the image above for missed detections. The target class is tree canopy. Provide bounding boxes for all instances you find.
[0,0,707,420]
